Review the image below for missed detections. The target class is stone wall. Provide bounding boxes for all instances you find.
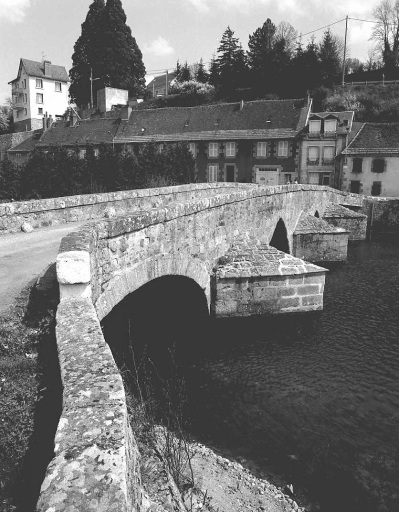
[0,183,246,235]
[293,232,348,262]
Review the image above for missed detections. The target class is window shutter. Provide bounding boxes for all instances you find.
[268,142,272,157]
[253,143,257,157]
[205,144,208,156]
[289,142,293,157]
[219,143,224,156]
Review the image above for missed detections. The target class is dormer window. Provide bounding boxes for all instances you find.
[324,119,337,133]
[215,118,220,127]
[309,120,321,133]
[184,119,189,127]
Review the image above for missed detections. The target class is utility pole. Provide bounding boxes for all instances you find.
[166,69,169,96]
[342,15,348,87]
[90,67,100,109]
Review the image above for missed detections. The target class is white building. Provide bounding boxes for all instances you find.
[9,58,69,132]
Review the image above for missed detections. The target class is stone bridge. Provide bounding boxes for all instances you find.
[32,183,366,511]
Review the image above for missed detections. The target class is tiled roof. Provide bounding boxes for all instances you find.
[342,123,399,154]
[9,59,69,83]
[37,118,121,147]
[0,131,36,153]
[146,72,176,90]
[116,99,309,142]
[8,130,43,152]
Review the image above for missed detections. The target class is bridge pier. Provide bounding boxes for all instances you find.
[212,242,327,317]
[323,203,367,240]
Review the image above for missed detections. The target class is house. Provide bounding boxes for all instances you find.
[341,123,399,197]
[8,58,69,132]
[299,111,356,187]
[0,131,39,164]
[7,130,43,166]
[146,72,176,98]
[37,98,311,184]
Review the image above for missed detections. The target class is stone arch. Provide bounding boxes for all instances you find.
[269,217,290,254]
[95,254,211,321]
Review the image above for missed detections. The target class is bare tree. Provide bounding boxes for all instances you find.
[275,21,298,55]
[371,0,399,70]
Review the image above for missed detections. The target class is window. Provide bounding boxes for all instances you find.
[55,82,62,92]
[22,79,26,88]
[24,94,27,103]
[323,146,335,163]
[188,143,196,157]
[319,173,330,186]
[256,142,267,157]
[372,158,385,173]
[16,111,20,118]
[208,142,218,158]
[308,146,319,163]
[38,108,43,114]
[36,93,43,104]
[371,181,382,196]
[352,158,363,173]
[158,143,164,153]
[278,141,288,157]
[79,149,86,159]
[36,78,43,88]
[24,108,27,115]
[309,120,321,133]
[324,119,337,133]
[225,142,236,157]
[93,148,99,157]
[350,180,361,193]
[208,165,218,182]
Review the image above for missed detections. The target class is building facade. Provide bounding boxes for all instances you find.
[299,111,355,188]
[342,123,399,197]
[9,59,69,132]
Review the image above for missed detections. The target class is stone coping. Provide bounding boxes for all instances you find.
[324,203,367,219]
[294,212,348,234]
[215,242,327,279]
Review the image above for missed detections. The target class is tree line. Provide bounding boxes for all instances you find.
[0,143,194,202]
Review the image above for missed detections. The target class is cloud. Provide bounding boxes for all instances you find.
[144,36,174,57]
[186,0,210,13]
[0,0,31,23]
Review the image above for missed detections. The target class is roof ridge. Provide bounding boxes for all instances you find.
[343,122,366,152]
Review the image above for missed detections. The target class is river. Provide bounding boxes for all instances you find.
[103,238,399,512]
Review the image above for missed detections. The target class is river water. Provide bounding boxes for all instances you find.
[183,239,399,512]
[103,238,399,512]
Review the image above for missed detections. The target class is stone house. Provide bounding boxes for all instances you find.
[0,130,40,165]
[341,122,399,197]
[37,98,311,185]
[298,111,357,188]
[8,58,69,132]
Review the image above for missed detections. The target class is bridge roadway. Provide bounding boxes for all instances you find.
[0,221,88,312]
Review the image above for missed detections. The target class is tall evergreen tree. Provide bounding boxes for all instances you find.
[174,60,182,82]
[195,58,209,83]
[247,19,277,96]
[179,61,192,82]
[101,0,146,97]
[208,54,220,88]
[216,27,248,98]
[318,29,342,87]
[69,0,105,108]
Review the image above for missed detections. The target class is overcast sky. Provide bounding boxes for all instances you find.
[0,0,380,104]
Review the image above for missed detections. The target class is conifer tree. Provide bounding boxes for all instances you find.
[69,0,105,107]
[174,60,182,82]
[247,19,277,96]
[101,0,146,97]
[179,61,192,82]
[208,55,220,88]
[216,27,247,98]
[195,58,209,83]
[318,29,342,87]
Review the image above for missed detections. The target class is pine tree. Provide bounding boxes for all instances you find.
[174,60,182,82]
[216,27,248,98]
[69,0,105,108]
[319,29,341,87]
[196,58,209,83]
[179,61,192,82]
[208,55,220,88]
[247,19,277,96]
[101,0,146,97]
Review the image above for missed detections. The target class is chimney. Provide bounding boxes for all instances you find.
[47,115,53,129]
[121,105,132,120]
[42,112,48,131]
[43,60,52,76]
[69,110,78,127]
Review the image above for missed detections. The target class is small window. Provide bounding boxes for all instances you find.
[324,119,337,133]
[55,82,62,92]
[24,108,27,115]
[309,120,321,133]
[371,181,382,196]
[208,165,218,182]
[308,146,319,163]
[323,146,335,163]
[79,149,86,159]
[352,158,362,173]
[24,94,27,103]
[319,173,330,186]
[36,78,43,88]
[225,142,236,157]
[372,159,385,173]
[36,93,43,104]
[158,143,164,153]
[278,141,288,157]
[22,79,26,88]
[256,142,267,157]
[93,148,99,157]
[208,142,218,158]
[38,108,43,114]
[350,180,361,193]
[188,143,196,157]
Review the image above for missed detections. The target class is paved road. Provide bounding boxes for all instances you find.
[0,222,88,313]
